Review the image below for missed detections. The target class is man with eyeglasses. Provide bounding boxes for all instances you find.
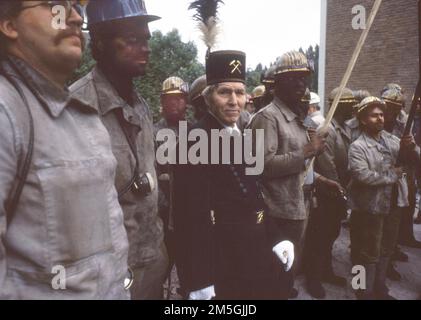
[71,0,168,300]
[248,51,327,299]
[0,1,130,299]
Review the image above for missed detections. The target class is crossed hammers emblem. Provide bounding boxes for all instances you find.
[229,60,242,74]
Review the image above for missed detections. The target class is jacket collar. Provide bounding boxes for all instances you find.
[91,66,132,116]
[4,56,77,118]
[273,97,299,123]
[362,130,392,151]
[72,65,143,127]
[332,118,351,141]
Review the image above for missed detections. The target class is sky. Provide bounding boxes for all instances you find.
[147,0,321,69]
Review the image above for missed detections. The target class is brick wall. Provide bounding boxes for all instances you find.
[325,0,418,110]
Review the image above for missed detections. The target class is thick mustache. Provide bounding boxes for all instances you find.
[55,28,83,45]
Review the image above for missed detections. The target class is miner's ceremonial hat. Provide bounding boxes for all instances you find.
[206,50,246,85]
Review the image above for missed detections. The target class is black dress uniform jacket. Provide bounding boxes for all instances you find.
[172,112,282,300]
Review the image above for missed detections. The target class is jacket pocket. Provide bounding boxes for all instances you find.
[37,158,114,264]
[6,257,100,299]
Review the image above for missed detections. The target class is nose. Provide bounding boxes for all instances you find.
[67,6,84,28]
[142,42,151,56]
[227,92,238,106]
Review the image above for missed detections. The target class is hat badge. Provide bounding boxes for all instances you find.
[229,60,242,74]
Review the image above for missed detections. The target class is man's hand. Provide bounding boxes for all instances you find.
[189,285,215,300]
[394,167,405,179]
[317,176,346,195]
[304,129,327,159]
[273,241,294,272]
[400,134,416,150]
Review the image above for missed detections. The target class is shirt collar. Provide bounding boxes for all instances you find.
[207,111,241,134]
[223,122,241,135]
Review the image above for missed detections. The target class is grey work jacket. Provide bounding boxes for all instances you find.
[0,57,129,299]
[70,66,163,269]
[348,131,418,214]
[316,119,351,187]
[248,97,309,220]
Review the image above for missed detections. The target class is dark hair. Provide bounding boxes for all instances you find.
[0,1,23,60]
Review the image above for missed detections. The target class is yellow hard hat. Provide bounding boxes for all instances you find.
[381,87,405,107]
[261,65,276,84]
[357,96,386,117]
[161,76,189,95]
[328,87,357,104]
[252,85,266,99]
[275,51,311,76]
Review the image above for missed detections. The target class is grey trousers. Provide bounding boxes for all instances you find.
[130,243,169,300]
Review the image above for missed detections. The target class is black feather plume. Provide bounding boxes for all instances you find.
[189,0,224,50]
[189,0,224,24]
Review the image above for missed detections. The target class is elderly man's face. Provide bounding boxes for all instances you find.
[1,1,84,75]
[208,82,246,126]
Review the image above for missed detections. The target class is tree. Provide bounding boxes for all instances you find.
[135,29,204,121]
[70,29,204,122]
[305,44,319,92]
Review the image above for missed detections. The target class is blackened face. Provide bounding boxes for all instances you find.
[384,102,402,123]
[105,20,151,77]
[275,72,310,105]
[335,103,354,121]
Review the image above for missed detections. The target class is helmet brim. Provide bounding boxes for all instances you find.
[88,14,161,29]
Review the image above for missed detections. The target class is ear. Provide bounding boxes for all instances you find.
[0,18,18,41]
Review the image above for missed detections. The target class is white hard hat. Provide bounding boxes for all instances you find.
[310,92,320,105]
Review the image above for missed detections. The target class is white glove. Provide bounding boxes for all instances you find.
[188,285,216,300]
[273,240,295,272]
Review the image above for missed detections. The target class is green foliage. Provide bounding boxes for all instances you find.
[246,66,264,93]
[307,44,319,92]
[135,29,205,121]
